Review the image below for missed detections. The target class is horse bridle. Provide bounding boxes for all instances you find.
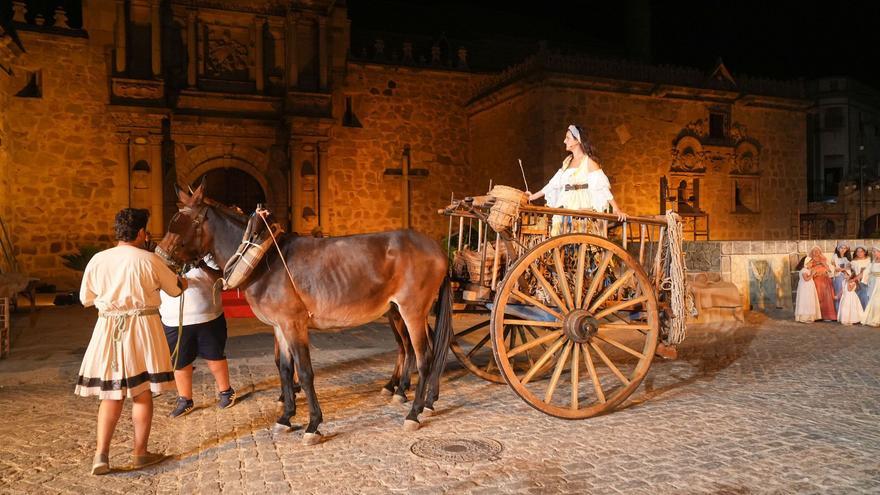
[155,205,209,268]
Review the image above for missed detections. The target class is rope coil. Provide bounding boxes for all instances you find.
[662,210,694,345]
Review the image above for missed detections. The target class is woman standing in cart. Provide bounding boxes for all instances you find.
[526,124,627,235]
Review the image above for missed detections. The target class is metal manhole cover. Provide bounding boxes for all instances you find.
[410,437,503,462]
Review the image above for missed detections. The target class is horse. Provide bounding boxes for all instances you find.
[156,183,453,445]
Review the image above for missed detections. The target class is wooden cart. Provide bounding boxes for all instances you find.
[440,191,689,419]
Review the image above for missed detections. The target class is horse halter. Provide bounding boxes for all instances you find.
[155,205,209,268]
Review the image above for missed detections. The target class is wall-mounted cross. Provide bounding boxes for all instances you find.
[383,144,429,228]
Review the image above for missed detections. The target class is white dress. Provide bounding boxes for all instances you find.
[837,281,864,325]
[75,245,181,400]
[861,270,880,326]
[794,267,821,323]
[539,155,615,235]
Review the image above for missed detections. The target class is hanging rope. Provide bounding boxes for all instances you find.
[662,210,694,345]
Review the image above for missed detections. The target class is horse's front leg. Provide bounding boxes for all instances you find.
[284,320,324,445]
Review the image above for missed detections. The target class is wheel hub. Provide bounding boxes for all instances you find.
[563,309,599,344]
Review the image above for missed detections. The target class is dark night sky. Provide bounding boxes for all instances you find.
[347,0,880,88]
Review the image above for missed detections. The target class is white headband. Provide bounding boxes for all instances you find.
[568,125,581,143]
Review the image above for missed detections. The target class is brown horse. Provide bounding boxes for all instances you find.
[157,183,453,445]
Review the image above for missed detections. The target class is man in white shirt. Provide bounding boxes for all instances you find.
[159,255,236,417]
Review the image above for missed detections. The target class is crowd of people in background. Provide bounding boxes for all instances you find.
[795,242,880,325]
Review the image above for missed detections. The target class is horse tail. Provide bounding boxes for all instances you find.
[427,275,453,393]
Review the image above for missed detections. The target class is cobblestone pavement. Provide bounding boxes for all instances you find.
[1,305,879,494]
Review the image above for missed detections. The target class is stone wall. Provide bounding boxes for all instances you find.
[0,62,11,228]
[327,63,475,240]
[6,31,123,288]
[468,80,807,240]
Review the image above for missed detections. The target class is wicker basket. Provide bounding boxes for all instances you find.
[487,185,528,233]
[456,242,507,284]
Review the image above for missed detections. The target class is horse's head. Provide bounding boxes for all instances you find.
[155,180,212,269]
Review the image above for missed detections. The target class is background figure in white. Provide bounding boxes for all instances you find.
[861,260,880,327]
[861,248,880,303]
[838,274,864,325]
[831,243,851,311]
[795,267,821,323]
[850,246,871,308]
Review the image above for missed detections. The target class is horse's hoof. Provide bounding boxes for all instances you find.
[302,432,323,446]
[423,407,435,417]
[380,387,394,397]
[391,394,407,404]
[271,422,292,434]
[403,419,420,432]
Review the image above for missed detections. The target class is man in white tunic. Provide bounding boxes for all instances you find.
[75,208,187,475]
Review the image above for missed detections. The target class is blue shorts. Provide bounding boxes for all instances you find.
[163,315,228,369]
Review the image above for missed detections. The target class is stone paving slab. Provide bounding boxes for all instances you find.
[0,307,878,494]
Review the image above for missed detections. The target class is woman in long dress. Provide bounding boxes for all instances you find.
[861,248,880,326]
[831,243,851,311]
[528,124,627,235]
[838,273,864,325]
[850,246,871,308]
[795,266,821,323]
[807,246,836,321]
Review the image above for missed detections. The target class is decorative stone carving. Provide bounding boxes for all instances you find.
[112,78,164,100]
[205,27,249,80]
[731,141,760,175]
[670,135,706,173]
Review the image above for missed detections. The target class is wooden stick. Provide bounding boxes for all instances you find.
[503,319,562,328]
[593,295,649,320]
[583,251,612,309]
[588,269,635,314]
[639,224,647,265]
[570,343,580,410]
[590,341,630,386]
[544,341,572,403]
[594,335,646,360]
[508,330,563,357]
[583,344,605,403]
[598,323,652,331]
[457,216,464,252]
[455,320,490,338]
[491,235,501,289]
[574,243,588,309]
[530,263,569,313]
[522,337,567,385]
[466,332,492,359]
[510,289,564,320]
[552,247,575,310]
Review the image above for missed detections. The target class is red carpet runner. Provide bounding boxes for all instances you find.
[221,290,255,318]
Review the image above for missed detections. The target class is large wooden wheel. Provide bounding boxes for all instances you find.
[450,309,556,383]
[490,234,659,419]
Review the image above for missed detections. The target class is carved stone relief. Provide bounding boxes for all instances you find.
[205,26,250,80]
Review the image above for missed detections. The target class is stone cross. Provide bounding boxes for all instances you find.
[383,144,429,228]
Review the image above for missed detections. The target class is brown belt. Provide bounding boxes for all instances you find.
[564,183,589,191]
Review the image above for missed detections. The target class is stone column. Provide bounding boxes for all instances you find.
[286,12,298,89]
[317,141,330,232]
[255,17,265,92]
[114,133,131,208]
[318,16,328,90]
[148,135,164,234]
[186,10,197,87]
[150,0,161,77]
[288,138,302,232]
[115,0,127,73]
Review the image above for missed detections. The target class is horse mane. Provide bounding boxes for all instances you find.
[202,198,248,226]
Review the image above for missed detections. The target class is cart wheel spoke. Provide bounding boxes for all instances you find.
[552,247,575,310]
[593,295,649,320]
[590,341,630,386]
[588,269,635,314]
[456,320,490,338]
[503,318,562,328]
[583,343,606,403]
[582,251,612,309]
[511,289,563,321]
[594,335,646,360]
[574,244,588,309]
[529,263,569,313]
[466,331,492,359]
[508,330,563,357]
[521,337,567,385]
[544,341,572,403]
[570,343,580,410]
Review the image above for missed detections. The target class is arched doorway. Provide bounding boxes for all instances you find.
[863,214,880,238]
[195,168,266,213]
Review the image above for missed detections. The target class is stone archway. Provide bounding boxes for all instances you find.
[195,167,266,213]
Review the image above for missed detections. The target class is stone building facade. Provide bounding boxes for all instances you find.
[1,1,810,287]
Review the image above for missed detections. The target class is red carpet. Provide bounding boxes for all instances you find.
[221,290,255,318]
